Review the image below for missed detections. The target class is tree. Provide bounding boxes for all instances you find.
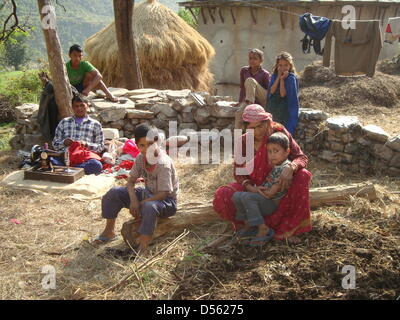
[1,30,29,70]
[113,0,143,90]
[37,0,72,119]
[0,0,31,43]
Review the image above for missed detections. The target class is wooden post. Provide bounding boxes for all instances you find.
[37,0,72,119]
[113,0,143,90]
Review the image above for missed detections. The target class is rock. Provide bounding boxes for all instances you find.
[389,152,400,168]
[216,118,233,128]
[327,130,342,142]
[319,150,353,163]
[92,99,135,110]
[130,92,159,100]
[110,120,125,130]
[344,143,359,154]
[194,107,212,125]
[9,135,23,150]
[127,88,159,96]
[165,89,191,100]
[15,103,39,119]
[181,107,194,123]
[341,133,356,144]
[179,123,198,131]
[152,113,170,130]
[99,107,127,122]
[362,125,389,143]
[190,92,207,107]
[123,122,135,132]
[103,128,120,140]
[329,141,345,152]
[299,109,329,121]
[357,137,372,147]
[386,135,400,152]
[126,109,155,120]
[211,101,238,118]
[154,103,177,118]
[372,144,394,162]
[23,134,45,149]
[387,167,400,176]
[165,136,189,147]
[206,95,233,104]
[172,98,194,112]
[108,88,129,97]
[326,116,361,132]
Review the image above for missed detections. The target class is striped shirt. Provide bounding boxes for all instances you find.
[52,116,104,153]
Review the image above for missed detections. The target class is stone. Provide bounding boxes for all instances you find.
[110,120,125,130]
[385,135,400,152]
[327,130,342,142]
[194,107,212,125]
[344,143,359,154]
[341,133,356,144]
[126,109,155,120]
[172,98,194,112]
[123,122,135,132]
[190,92,207,107]
[127,88,159,96]
[319,150,353,163]
[179,123,198,131]
[99,107,127,122]
[326,116,361,132]
[299,109,329,121]
[23,134,45,149]
[389,152,400,168]
[92,99,135,110]
[15,103,39,119]
[103,128,120,140]
[152,113,170,130]
[387,167,400,176]
[154,103,177,118]
[357,137,372,147]
[107,87,129,97]
[130,92,159,100]
[211,101,238,118]
[9,135,23,149]
[216,118,233,128]
[165,136,190,147]
[206,95,233,104]
[329,141,345,152]
[165,89,191,100]
[372,144,394,162]
[362,125,389,143]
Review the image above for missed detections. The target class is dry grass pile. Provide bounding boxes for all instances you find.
[85,0,215,92]
[0,152,399,300]
[299,61,400,135]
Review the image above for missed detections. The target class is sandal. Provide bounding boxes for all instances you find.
[92,234,118,245]
[234,227,258,239]
[249,229,275,247]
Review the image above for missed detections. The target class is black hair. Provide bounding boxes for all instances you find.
[134,124,159,143]
[71,93,88,105]
[69,44,83,54]
[267,132,289,150]
[248,48,264,61]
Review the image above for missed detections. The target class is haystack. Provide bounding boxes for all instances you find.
[85,0,215,92]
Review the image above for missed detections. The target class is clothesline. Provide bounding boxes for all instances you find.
[233,1,387,22]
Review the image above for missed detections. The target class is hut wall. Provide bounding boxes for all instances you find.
[195,4,400,97]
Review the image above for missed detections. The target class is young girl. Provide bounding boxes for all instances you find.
[266,52,300,135]
[235,49,270,129]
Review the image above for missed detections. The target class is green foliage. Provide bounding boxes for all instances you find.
[0,30,30,70]
[0,122,15,151]
[177,8,199,28]
[0,70,42,107]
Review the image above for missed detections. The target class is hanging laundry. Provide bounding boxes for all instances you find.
[323,20,382,77]
[299,13,332,55]
[385,17,400,43]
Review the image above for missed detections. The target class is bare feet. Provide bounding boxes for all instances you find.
[135,234,152,252]
[287,236,301,244]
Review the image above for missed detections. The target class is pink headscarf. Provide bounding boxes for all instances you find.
[242,104,272,123]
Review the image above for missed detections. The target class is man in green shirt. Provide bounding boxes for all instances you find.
[66,44,118,102]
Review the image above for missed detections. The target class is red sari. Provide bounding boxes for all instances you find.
[213,124,312,240]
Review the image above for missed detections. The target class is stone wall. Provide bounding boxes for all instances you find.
[9,88,400,176]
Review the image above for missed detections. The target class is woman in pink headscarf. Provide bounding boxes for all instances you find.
[213,104,312,242]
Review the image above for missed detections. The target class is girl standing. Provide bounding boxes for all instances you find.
[266,52,300,135]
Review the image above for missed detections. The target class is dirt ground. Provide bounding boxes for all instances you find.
[0,150,399,300]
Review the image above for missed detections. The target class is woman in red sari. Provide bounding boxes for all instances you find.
[213,104,312,242]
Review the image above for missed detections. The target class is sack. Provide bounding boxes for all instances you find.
[299,13,331,55]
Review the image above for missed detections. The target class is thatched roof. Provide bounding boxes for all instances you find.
[85,0,215,92]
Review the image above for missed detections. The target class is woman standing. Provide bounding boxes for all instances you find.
[266,52,300,135]
[235,49,270,129]
[214,104,312,243]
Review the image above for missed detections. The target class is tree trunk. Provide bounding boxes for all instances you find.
[37,0,72,119]
[121,183,378,247]
[113,0,143,90]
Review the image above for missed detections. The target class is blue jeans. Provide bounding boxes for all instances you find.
[232,192,277,227]
[50,157,102,175]
[101,186,177,236]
